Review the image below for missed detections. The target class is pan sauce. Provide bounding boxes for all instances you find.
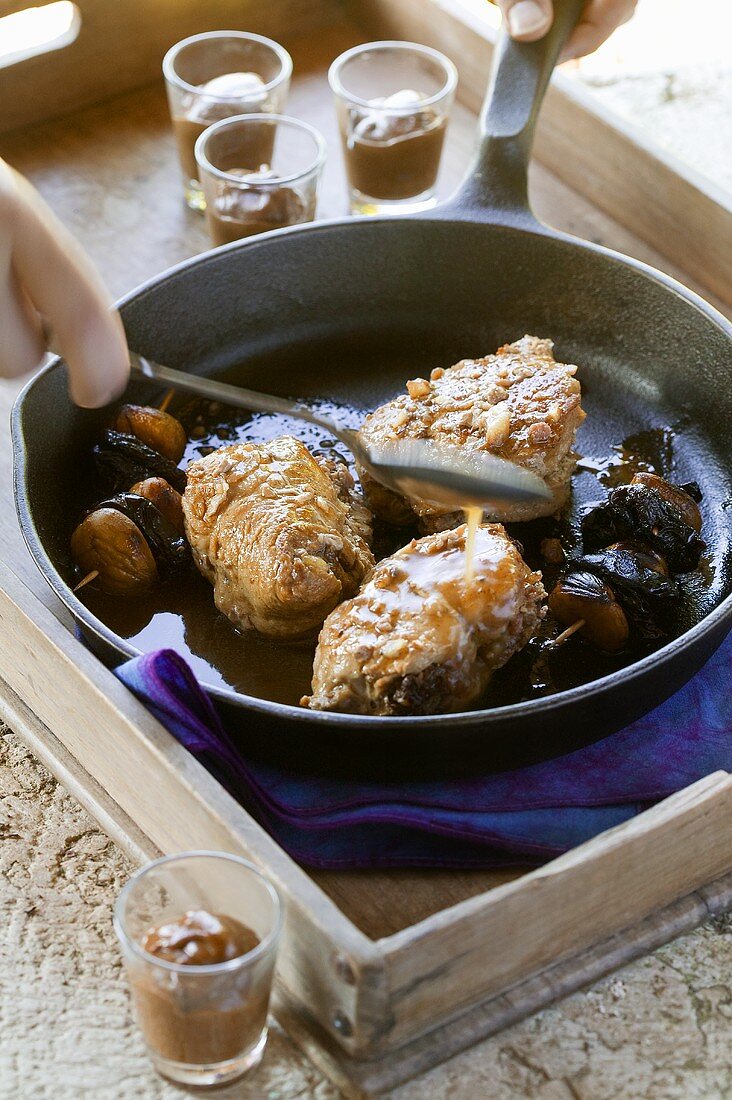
[79,398,719,711]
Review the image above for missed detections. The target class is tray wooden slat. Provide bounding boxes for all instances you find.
[275,868,732,1097]
[380,773,732,1049]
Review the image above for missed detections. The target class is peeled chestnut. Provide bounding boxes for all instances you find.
[631,472,702,533]
[112,404,186,463]
[548,571,629,652]
[71,508,158,594]
[131,477,185,535]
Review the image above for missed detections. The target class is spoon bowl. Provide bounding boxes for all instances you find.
[131,354,551,510]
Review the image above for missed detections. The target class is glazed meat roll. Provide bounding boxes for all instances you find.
[183,436,374,639]
[359,335,585,530]
[304,523,545,715]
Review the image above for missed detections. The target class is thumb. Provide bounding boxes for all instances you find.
[495,0,554,41]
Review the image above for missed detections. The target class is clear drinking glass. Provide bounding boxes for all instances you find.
[114,851,282,1087]
[329,40,457,215]
[195,114,326,246]
[163,31,292,210]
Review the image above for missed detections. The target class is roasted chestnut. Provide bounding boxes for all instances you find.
[93,493,190,578]
[548,571,629,652]
[71,508,158,594]
[581,482,704,573]
[94,430,187,493]
[112,405,186,463]
[630,472,702,533]
[540,537,565,565]
[131,477,185,535]
[71,490,190,595]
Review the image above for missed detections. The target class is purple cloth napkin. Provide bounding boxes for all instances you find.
[115,637,732,869]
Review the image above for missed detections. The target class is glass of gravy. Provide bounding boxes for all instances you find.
[114,851,282,1087]
[329,40,457,215]
[163,31,292,210]
[195,114,325,246]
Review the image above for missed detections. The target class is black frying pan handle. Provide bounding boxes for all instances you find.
[437,0,586,225]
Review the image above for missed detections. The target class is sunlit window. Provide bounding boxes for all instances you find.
[452,0,732,191]
[0,2,80,69]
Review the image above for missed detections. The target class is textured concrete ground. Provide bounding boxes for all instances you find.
[1,725,731,1099]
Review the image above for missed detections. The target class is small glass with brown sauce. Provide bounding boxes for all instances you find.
[195,114,326,246]
[329,41,457,215]
[163,32,292,210]
[114,851,282,1087]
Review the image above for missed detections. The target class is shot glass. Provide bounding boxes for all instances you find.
[163,31,292,210]
[114,851,282,1087]
[329,40,457,215]
[195,114,326,246]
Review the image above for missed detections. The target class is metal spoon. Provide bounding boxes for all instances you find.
[130,354,551,509]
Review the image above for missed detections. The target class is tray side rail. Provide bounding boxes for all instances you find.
[0,0,337,135]
[0,558,392,1056]
[376,771,732,1050]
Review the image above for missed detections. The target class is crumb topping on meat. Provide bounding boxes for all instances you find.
[359,335,585,528]
[303,523,545,715]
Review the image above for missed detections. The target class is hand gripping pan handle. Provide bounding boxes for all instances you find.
[437,0,586,226]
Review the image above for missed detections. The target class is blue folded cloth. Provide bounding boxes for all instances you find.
[115,637,732,869]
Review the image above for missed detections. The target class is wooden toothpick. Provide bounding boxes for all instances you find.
[74,570,99,593]
[551,619,586,647]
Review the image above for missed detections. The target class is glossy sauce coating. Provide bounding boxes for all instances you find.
[78,398,719,710]
[305,523,545,715]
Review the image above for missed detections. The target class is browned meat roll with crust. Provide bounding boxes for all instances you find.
[303,523,545,715]
[183,436,374,639]
[359,335,585,530]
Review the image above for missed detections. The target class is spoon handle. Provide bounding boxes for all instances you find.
[129,354,345,439]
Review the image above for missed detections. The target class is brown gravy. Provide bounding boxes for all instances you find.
[78,402,716,710]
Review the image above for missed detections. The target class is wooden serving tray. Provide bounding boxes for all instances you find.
[1,1,732,1095]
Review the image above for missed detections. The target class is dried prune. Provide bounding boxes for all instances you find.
[94,430,187,493]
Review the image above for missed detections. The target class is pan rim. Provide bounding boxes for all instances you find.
[12,211,732,727]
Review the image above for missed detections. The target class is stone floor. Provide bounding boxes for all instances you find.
[1,725,731,1099]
